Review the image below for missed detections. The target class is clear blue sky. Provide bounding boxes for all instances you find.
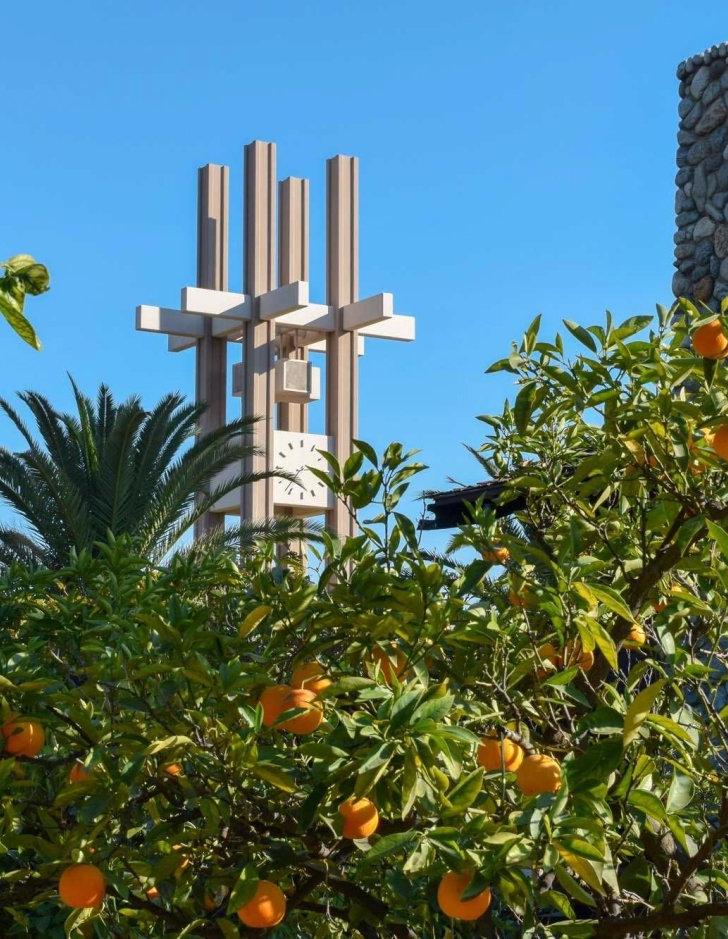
[2,2,725,540]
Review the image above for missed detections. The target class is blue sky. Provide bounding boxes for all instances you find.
[2,2,726,541]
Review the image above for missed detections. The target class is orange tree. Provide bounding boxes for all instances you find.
[0,301,727,937]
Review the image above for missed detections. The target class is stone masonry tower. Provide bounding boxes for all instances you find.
[674,44,728,307]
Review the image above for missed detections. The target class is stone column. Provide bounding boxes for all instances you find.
[674,44,728,308]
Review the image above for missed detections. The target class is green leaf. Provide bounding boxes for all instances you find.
[444,768,483,814]
[360,830,420,865]
[514,382,540,433]
[352,439,378,467]
[706,520,728,561]
[666,773,694,813]
[554,844,604,894]
[627,788,667,823]
[238,605,272,638]
[217,922,239,939]
[645,714,696,746]
[0,289,41,349]
[358,741,397,774]
[564,319,597,352]
[583,582,637,625]
[389,690,425,733]
[251,763,297,793]
[623,680,665,747]
[555,836,605,863]
[411,694,454,724]
[144,735,193,755]
[555,864,597,907]
[565,738,623,792]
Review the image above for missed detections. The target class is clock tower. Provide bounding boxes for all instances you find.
[135,141,415,541]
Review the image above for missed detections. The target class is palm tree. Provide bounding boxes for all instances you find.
[0,381,295,567]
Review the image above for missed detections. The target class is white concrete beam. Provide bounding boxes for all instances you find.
[342,292,393,330]
[136,305,205,338]
[182,286,250,320]
[259,280,308,319]
[168,335,196,352]
[274,302,335,332]
[359,314,415,341]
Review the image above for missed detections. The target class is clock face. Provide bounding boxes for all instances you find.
[273,430,334,513]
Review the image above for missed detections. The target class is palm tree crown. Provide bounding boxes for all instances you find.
[0,382,276,567]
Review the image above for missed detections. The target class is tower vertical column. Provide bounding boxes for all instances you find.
[325,155,359,540]
[241,141,277,522]
[194,163,229,538]
[278,177,310,434]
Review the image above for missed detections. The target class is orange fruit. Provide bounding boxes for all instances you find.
[69,762,91,784]
[563,640,594,671]
[258,684,291,728]
[652,599,667,613]
[477,736,524,773]
[535,642,561,679]
[146,886,160,900]
[437,871,492,921]
[58,864,106,908]
[693,320,728,359]
[163,762,183,777]
[236,879,286,928]
[1,718,45,757]
[338,797,380,839]
[712,425,728,461]
[278,688,323,735]
[291,660,332,695]
[624,624,646,648]
[482,546,510,564]
[371,645,409,685]
[516,753,562,796]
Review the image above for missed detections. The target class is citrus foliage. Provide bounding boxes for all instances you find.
[0,254,49,350]
[0,305,727,936]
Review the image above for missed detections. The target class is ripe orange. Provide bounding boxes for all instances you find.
[162,762,183,777]
[624,624,646,648]
[437,871,492,921]
[477,736,524,773]
[58,864,106,908]
[258,684,291,728]
[371,645,408,685]
[1,718,45,757]
[516,753,562,796]
[236,879,287,928]
[482,546,510,564]
[69,762,91,784]
[291,660,332,695]
[338,797,380,839]
[535,642,561,679]
[563,640,594,671]
[712,425,728,461]
[278,688,323,735]
[146,886,160,900]
[693,320,728,359]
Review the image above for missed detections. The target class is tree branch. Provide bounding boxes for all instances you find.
[593,901,728,937]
